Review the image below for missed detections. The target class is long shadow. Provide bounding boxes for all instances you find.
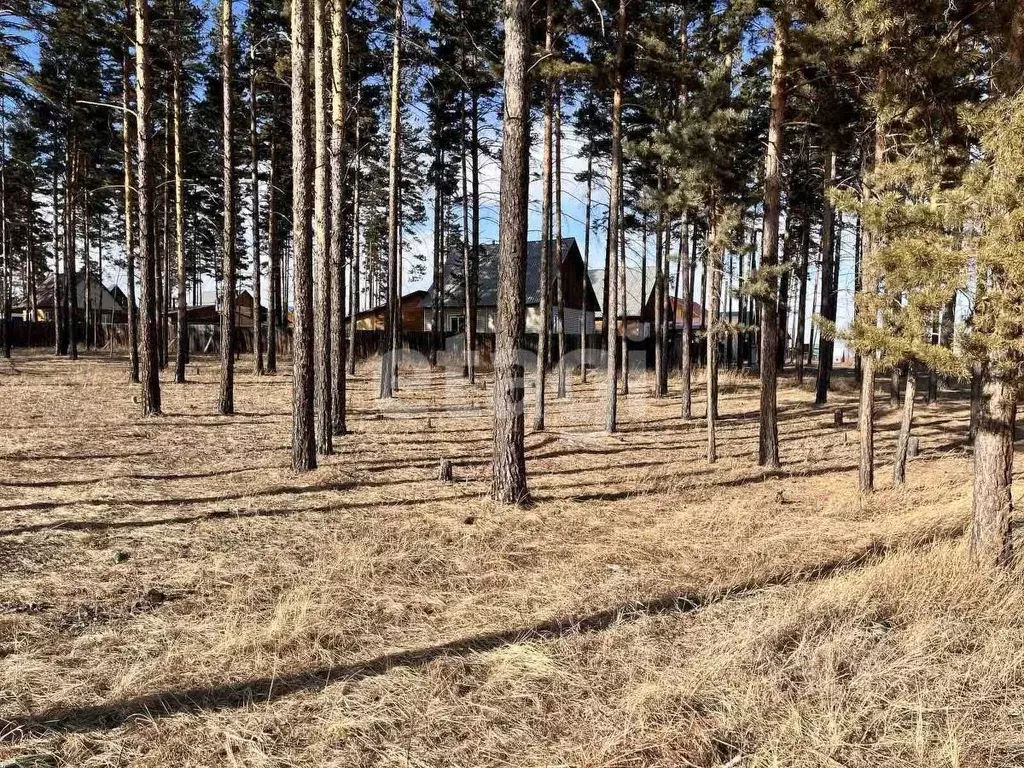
[0,472,447,516]
[0,490,482,538]
[0,525,964,744]
[0,451,160,463]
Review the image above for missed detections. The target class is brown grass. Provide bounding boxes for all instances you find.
[0,350,1021,767]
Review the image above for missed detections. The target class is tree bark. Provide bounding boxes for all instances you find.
[968,367,1016,567]
[173,0,188,383]
[267,106,279,374]
[605,0,626,434]
[794,209,810,385]
[348,113,361,377]
[218,0,236,415]
[136,0,161,414]
[680,213,692,418]
[554,83,566,399]
[65,144,78,361]
[706,208,723,462]
[250,37,264,377]
[330,0,348,436]
[893,363,918,485]
[122,3,140,381]
[379,0,402,399]
[534,0,553,431]
[580,133,592,383]
[312,0,332,451]
[814,151,837,405]
[291,0,316,471]
[758,12,788,469]
[490,0,530,505]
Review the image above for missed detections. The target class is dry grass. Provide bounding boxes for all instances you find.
[0,349,1021,767]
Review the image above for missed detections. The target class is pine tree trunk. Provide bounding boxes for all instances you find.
[554,84,566,399]
[250,43,264,377]
[814,151,837,405]
[461,90,474,382]
[65,145,78,361]
[470,90,481,377]
[794,211,810,385]
[758,12,788,469]
[605,0,626,434]
[291,0,316,471]
[706,208,723,463]
[893,363,917,486]
[534,0,553,431]
[348,117,360,378]
[619,189,628,397]
[159,104,170,370]
[580,142,592,384]
[266,114,278,376]
[680,213,692,418]
[218,0,236,415]
[968,367,1016,567]
[173,0,188,383]
[490,0,530,505]
[858,66,888,493]
[136,0,161,415]
[379,0,402,399]
[330,0,348,436]
[267,112,279,374]
[312,0,332,451]
[53,167,61,355]
[123,5,140,381]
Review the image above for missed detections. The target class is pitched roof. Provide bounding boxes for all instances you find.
[588,265,660,318]
[27,272,124,312]
[422,238,597,309]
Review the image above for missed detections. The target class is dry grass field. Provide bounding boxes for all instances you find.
[0,349,1022,767]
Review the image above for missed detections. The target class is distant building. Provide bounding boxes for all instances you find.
[17,272,127,324]
[421,238,601,335]
[168,289,266,329]
[351,290,428,332]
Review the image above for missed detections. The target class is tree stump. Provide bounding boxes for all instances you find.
[908,437,920,458]
[438,459,454,483]
[834,408,845,427]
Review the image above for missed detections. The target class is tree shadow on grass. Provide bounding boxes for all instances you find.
[0,524,964,744]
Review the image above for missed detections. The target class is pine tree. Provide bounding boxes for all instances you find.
[491,0,530,504]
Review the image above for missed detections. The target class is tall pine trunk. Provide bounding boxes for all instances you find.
[330,0,348,436]
[291,0,316,470]
[554,84,566,399]
[121,4,138,380]
[680,214,692,418]
[379,0,402,399]
[250,40,264,377]
[218,0,236,415]
[491,0,530,504]
[814,151,837,405]
[136,0,161,415]
[267,113,279,374]
[312,0,332,451]
[706,206,723,461]
[348,114,361,378]
[173,0,188,383]
[757,12,788,469]
[858,65,888,493]
[580,139,592,384]
[605,0,626,434]
[534,0,553,431]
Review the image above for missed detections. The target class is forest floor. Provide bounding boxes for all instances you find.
[0,349,1022,768]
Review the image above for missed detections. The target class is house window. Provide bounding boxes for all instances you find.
[448,314,466,334]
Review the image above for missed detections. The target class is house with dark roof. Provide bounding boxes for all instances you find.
[18,272,127,324]
[421,237,601,335]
